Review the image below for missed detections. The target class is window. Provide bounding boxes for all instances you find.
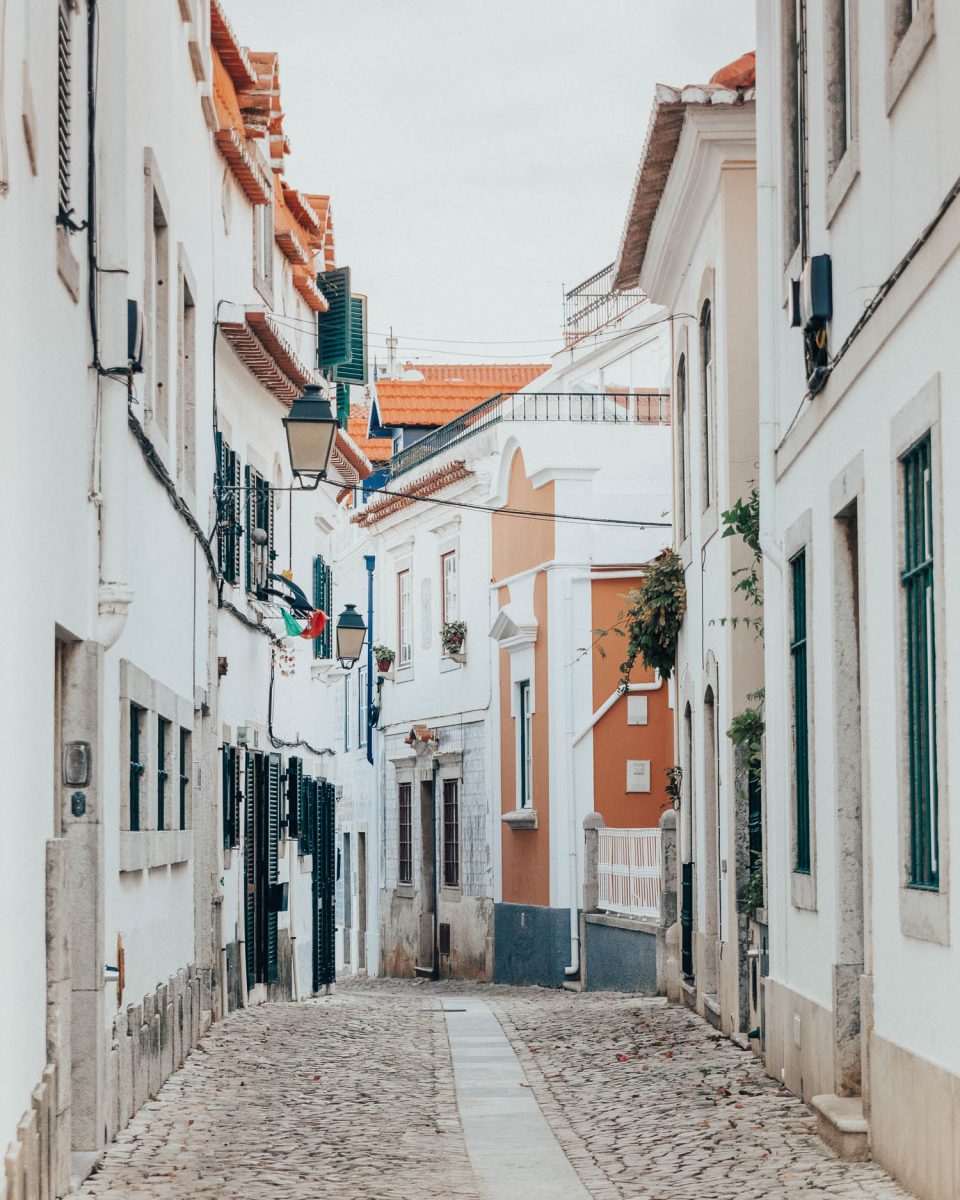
[398,782,413,885]
[781,0,807,261]
[441,551,459,625]
[518,680,532,809]
[221,744,240,850]
[129,704,144,832]
[343,673,352,752]
[253,197,274,303]
[179,728,190,831]
[358,665,368,748]
[177,267,197,492]
[790,550,811,873]
[397,569,412,668]
[901,436,938,889]
[313,555,333,659]
[826,0,856,181]
[442,779,460,889]
[886,0,935,113]
[700,301,715,509]
[147,187,170,434]
[57,0,73,221]
[676,355,688,539]
[216,435,241,585]
[157,717,170,831]
[245,467,273,597]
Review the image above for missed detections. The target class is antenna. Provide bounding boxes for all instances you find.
[386,326,398,378]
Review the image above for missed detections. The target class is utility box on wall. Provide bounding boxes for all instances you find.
[626,759,651,793]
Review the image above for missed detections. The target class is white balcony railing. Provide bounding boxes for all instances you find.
[598,827,662,920]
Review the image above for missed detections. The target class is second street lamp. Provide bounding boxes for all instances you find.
[335,604,367,670]
[282,383,339,485]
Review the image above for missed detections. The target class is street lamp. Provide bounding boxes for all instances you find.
[335,604,367,669]
[282,383,339,484]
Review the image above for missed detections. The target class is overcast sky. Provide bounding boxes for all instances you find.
[228,0,755,367]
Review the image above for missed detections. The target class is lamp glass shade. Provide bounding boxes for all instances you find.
[335,604,367,668]
[283,385,339,477]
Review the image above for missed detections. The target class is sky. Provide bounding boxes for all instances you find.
[228,0,755,369]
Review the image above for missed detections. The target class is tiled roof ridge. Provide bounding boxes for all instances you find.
[351,461,473,527]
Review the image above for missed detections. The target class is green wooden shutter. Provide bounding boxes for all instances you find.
[333,295,368,385]
[790,550,810,873]
[335,382,350,426]
[244,464,253,593]
[316,267,352,369]
[221,745,230,850]
[287,756,303,839]
[226,448,242,585]
[313,780,337,991]
[244,751,256,981]
[266,753,281,983]
[215,432,227,572]
[313,555,333,660]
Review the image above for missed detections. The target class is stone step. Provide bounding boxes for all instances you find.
[811,1093,869,1161]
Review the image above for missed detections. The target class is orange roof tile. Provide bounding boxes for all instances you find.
[375,378,546,427]
[401,363,550,386]
[347,404,391,464]
[709,51,756,90]
[210,0,258,91]
[352,461,474,527]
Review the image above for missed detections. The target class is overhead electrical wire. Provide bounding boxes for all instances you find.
[315,476,670,529]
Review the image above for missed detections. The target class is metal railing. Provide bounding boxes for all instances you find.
[598,827,662,920]
[390,390,670,478]
[563,262,645,347]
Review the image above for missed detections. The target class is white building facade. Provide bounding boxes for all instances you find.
[757,0,960,1192]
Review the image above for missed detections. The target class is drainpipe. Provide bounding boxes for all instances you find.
[564,585,581,979]
[573,676,664,747]
[365,555,375,765]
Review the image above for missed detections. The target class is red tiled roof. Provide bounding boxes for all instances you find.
[375,378,540,427]
[331,427,373,483]
[347,404,391,464]
[352,460,473,527]
[709,51,756,90]
[401,363,550,386]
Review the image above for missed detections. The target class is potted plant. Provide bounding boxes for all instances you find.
[373,645,395,675]
[441,620,467,661]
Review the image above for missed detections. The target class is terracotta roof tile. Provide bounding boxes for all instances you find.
[375,377,546,427]
[401,363,550,386]
[351,460,473,527]
[347,404,391,464]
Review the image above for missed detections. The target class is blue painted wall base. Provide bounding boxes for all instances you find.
[583,915,658,993]
[493,903,574,988]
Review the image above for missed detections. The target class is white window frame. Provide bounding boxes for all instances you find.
[441,550,459,626]
[397,569,413,669]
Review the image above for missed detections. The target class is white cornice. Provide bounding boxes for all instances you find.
[641,105,756,308]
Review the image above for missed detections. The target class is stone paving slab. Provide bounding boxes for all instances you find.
[77,978,918,1200]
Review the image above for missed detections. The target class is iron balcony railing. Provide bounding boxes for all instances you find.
[563,262,645,347]
[389,390,671,479]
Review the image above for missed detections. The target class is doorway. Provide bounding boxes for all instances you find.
[417,779,437,976]
[832,500,866,1095]
[342,831,352,966]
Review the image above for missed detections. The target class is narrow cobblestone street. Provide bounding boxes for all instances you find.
[78,982,914,1200]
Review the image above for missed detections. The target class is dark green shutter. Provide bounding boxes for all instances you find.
[902,436,938,888]
[244,751,256,981]
[221,745,230,850]
[226,448,241,584]
[215,432,227,572]
[266,753,281,983]
[313,779,336,991]
[313,555,332,660]
[244,464,253,593]
[335,382,350,426]
[287,756,303,839]
[316,267,352,369]
[790,550,810,873]
[333,295,368,385]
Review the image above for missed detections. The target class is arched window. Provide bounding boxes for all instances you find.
[700,300,715,508]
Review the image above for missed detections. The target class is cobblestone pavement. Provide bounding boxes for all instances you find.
[79,979,916,1200]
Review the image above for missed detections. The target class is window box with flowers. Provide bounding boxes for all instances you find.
[441,620,467,663]
[374,645,395,678]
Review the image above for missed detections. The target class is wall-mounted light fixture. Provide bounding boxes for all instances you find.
[282,383,339,486]
[335,604,367,670]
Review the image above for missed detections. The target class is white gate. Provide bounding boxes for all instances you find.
[597,827,662,920]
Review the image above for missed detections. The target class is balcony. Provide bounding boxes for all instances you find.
[563,262,645,348]
[389,390,670,479]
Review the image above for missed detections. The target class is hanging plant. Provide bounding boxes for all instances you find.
[441,620,467,655]
[619,549,686,685]
[373,644,395,672]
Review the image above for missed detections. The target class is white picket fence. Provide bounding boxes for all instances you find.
[597,827,662,920]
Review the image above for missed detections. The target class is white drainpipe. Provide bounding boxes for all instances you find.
[572,675,664,747]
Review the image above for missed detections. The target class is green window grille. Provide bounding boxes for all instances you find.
[157,718,170,831]
[902,435,939,889]
[518,681,532,809]
[442,779,460,889]
[313,554,333,659]
[129,703,144,832]
[179,728,190,830]
[215,433,242,585]
[790,550,811,873]
[398,782,412,885]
